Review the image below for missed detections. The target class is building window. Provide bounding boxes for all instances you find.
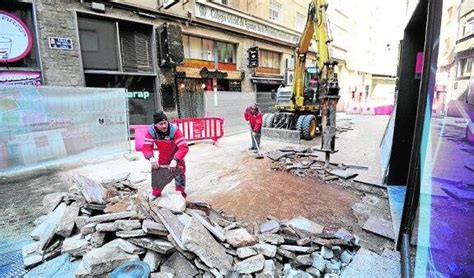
[182,35,234,63]
[463,19,473,37]
[457,57,472,78]
[217,41,235,63]
[259,49,281,69]
[269,0,282,23]
[295,12,306,33]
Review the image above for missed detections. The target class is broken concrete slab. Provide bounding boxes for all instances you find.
[90,232,106,248]
[157,194,186,213]
[61,234,90,257]
[257,234,285,245]
[295,255,313,266]
[362,215,395,240]
[162,251,199,278]
[154,208,185,250]
[237,246,258,259]
[35,203,67,251]
[128,238,175,254]
[72,174,106,205]
[280,245,315,254]
[142,219,169,236]
[80,223,96,235]
[340,248,400,278]
[287,216,324,234]
[340,250,353,264]
[225,228,257,248]
[96,223,117,232]
[311,252,326,271]
[181,217,233,273]
[256,259,276,278]
[144,250,163,272]
[117,239,145,254]
[42,192,64,214]
[253,243,277,258]
[191,211,226,242]
[328,168,358,180]
[80,243,139,275]
[276,248,296,260]
[260,219,280,234]
[150,167,183,190]
[320,246,334,259]
[85,211,137,224]
[56,203,80,237]
[265,150,289,161]
[382,249,400,262]
[114,219,141,231]
[22,242,43,269]
[235,254,265,274]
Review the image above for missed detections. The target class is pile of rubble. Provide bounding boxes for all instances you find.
[266,146,362,182]
[23,173,360,277]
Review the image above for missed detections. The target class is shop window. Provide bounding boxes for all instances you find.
[202,39,215,61]
[189,36,202,60]
[78,16,119,71]
[217,42,235,64]
[457,57,472,78]
[269,0,282,23]
[462,19,473,37]
[295,12,306,33]
[183,35,190,59]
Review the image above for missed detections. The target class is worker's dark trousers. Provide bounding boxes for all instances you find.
[151,162,186,195]
[250,130,261,149]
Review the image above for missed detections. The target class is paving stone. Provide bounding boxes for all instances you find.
[257,234,285,245]
[225,228,257,248]
[340,250,353,264]
[311,252,326,271]
[362,215,395,240]
[61,234,90,257]
[296,237,311,246]
[256,260,276,278]
[325,260,341,274]
[42,192,64,214]
[334,228,354,241]
[35,203,67,251]
[86,211,137,224]
[162,251,199,278]
[253,242,277,258]
[280,245,315,254]
[80,244,139,275]
[104,200,130,214]
[117,238,145,254]
[235,254,265,274]
[22,242,43,269]
[150,272,174,278]
[181,217,233,273]
[237,246,258,259]
[328,168,358,180]
[142,219,169,236]
[96,223,117,232]
[265,150,289,161]
[72,174,106,205]
[157,194,186,213]
[154,208,185,250]
[287,216,324,234]
[340,248,400,278]
[260,219,280,234]
[90,232,106,248]
[114,219,141,231]
[381,249,401,261]
[56,203,80,237]
[277,248,296,260]
[144,250,163,272]
[305,267,321,277]
[75,216,89,230]
[128,238,175,254]
[191,211,226,242]
[295,255,313,266]
[177,213,193,226]
[80,223,96,235]
[166,234,196,261]
[321,246,334,259]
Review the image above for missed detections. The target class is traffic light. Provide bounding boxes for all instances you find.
[248,47,259,68]
[157,23,184,67]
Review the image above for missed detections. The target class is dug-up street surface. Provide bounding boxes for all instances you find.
[0,114,398,276]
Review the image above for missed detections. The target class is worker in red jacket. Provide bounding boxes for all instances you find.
[142,111,189,200]
[244,104,263,151]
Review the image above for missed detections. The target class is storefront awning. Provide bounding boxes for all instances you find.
[250,76,284,84]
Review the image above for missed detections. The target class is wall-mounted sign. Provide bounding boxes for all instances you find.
[127,91,150,100]
[200,67,228,79]
[196,2,299,44]
[163,0,179,9]
[0,10,33,63]
[49,37,73,50]
[0,71,41,86]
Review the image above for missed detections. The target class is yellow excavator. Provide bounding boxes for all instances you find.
[262,0,340,141]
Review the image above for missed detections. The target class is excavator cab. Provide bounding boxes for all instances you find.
[304,66,320,104]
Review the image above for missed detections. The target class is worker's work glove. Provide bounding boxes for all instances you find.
[149,157,159,169]
[169,159,177,172]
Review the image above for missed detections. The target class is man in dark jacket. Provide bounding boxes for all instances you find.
[244,104,263,151]
[142,111,189,200]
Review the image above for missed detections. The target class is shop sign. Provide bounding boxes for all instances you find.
[229,80,241,92]
[49,37,73,50]
[196,2,299,44]
[0,71,41,86]
[127,91,150,100]
[200,67,228,79]
[0,10,33,63]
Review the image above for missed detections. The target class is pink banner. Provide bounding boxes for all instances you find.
[0,71,42,86]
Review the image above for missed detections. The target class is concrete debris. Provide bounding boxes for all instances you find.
[362,215,396,240]
[157,194,186,213]
[25,174,361,277]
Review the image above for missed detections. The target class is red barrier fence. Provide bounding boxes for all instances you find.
[131,117,224,151]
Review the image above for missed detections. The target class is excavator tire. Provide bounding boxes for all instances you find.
[302,114,317,140]
[296,115,306,137]
[264,113,275,128]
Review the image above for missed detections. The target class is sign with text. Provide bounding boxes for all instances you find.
[0,10,33,63]
[0,71,41,86]
[196,2,299,45]
[48,37,73,50]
